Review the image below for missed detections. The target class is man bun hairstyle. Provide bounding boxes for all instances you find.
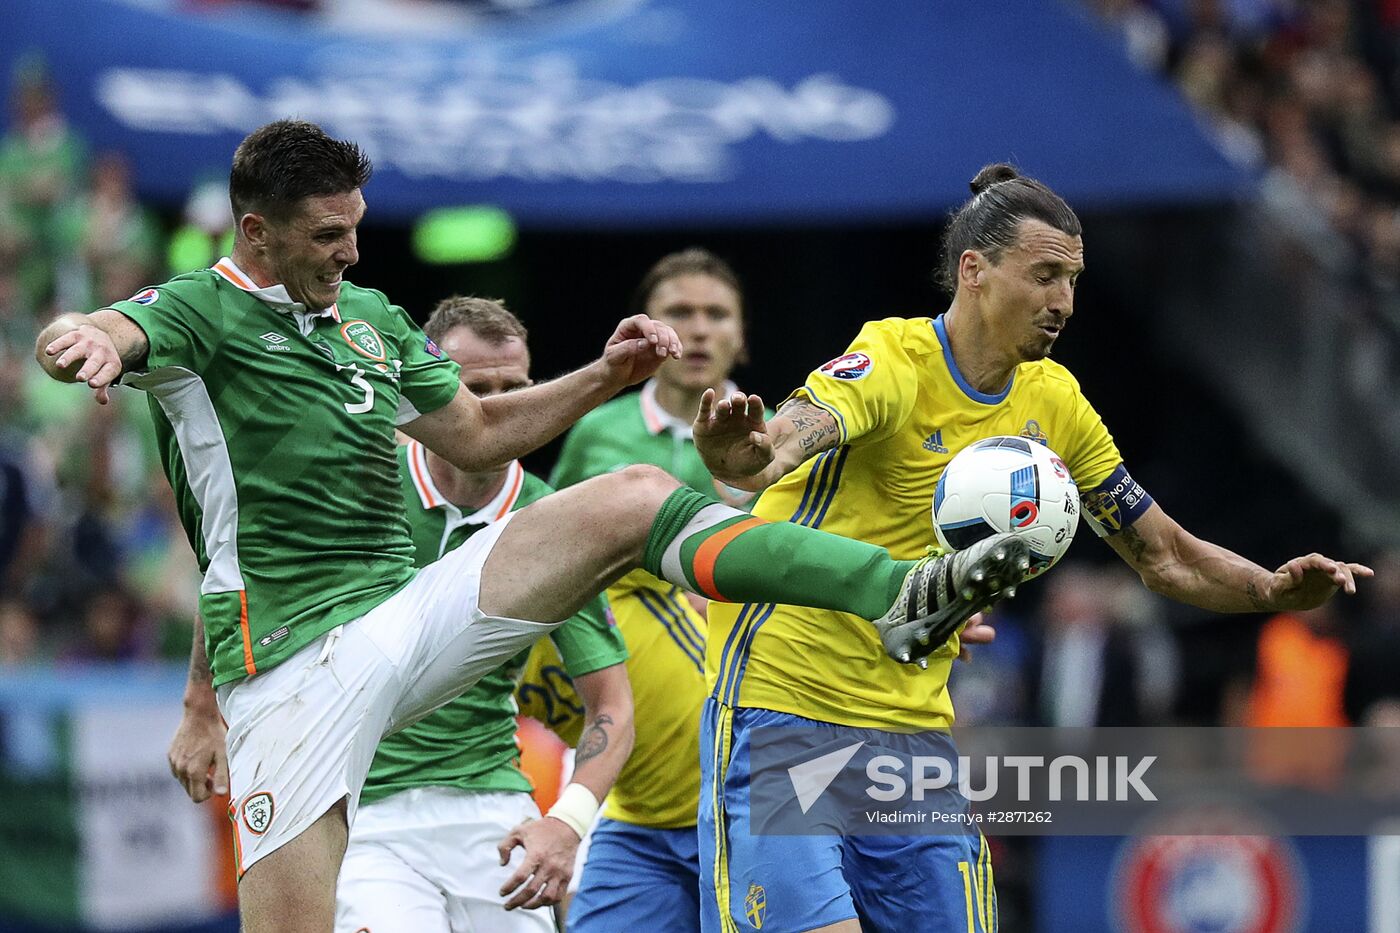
[229,120,372,221]
[425,295,528,346]
[935,162,1081,294]
[969,163,1021,193]
[630,247,744,318]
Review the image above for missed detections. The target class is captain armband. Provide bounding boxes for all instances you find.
[1081,464,1154,537]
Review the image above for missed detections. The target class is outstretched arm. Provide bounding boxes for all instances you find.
[35,310,150,404]
[404,314,681,472]
[497,663,634,911]
[1107,503,1371,612]
[694,393,842,492]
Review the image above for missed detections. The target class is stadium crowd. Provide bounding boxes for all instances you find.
[1091,0,1400,328]
[0,61,204,669]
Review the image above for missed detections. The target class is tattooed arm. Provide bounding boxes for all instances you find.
[1106,504,1371,612]
[693,389,841,492]
[497,662,633,911]
[564,663,635,802]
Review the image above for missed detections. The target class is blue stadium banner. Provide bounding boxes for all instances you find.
[2,0,1250,224]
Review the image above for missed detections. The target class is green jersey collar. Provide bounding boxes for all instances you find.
[640,378,738,438]
[212,257,343,322]
[405,439,525,523]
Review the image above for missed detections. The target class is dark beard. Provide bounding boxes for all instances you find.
[1020,336,1053,361]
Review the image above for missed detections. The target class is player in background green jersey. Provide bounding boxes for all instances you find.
[35,121,1035,933]
[547,249,750,933]
[552,249,757,515]
[337,297,633,932]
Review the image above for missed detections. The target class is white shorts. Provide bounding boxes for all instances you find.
[336,787,554,933]
[217,514,559,876]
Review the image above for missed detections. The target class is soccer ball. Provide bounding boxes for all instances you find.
[932,436,1079,577]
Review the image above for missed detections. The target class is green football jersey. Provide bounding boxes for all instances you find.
[109,258,462,686]
[551,379,758,505]
[360,442,627,802]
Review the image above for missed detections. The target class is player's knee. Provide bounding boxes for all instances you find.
[601,464,682,514]
[566,466,680,564]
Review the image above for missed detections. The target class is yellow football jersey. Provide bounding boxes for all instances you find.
[518,572,708,828]
[707,316,1123,731]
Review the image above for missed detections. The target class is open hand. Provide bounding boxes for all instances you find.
[601,314,682,388]
[496,816,580,911]
[1264,554,1373,611]
[693,389,773,488]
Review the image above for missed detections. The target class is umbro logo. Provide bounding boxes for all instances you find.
[260,332,291,352]
[922,430,949,454]
[260,332,287,344]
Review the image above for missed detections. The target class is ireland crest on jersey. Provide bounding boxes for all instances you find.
[341,320,387,361]
[242,792,274,835]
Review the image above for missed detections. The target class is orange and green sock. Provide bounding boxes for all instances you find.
[642,487,914,619]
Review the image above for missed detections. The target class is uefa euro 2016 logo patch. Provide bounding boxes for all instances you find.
[817,352,872,381]
[129,288,158,305]
[341,321,387,361]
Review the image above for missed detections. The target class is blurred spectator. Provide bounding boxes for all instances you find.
[166,177,235,276]
[0,446,41,594]
[119,471,202,660]
[1243,603,1351,789]
[55,152,161,310]
[1244,604,1348,726]
[1344,549,1400,724]
[0,258,32,355]
[0,341,47,596]
[0,58,86,312]
[62,588,147,663]
[1092,0,1171,71]
[1027,563,1176,727]
[946,608,1035,724]
[0,598,39,665]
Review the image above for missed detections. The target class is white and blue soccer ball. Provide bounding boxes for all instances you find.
[932,436,1079,577]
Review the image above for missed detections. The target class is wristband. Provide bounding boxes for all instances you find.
[545,782,600,839]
